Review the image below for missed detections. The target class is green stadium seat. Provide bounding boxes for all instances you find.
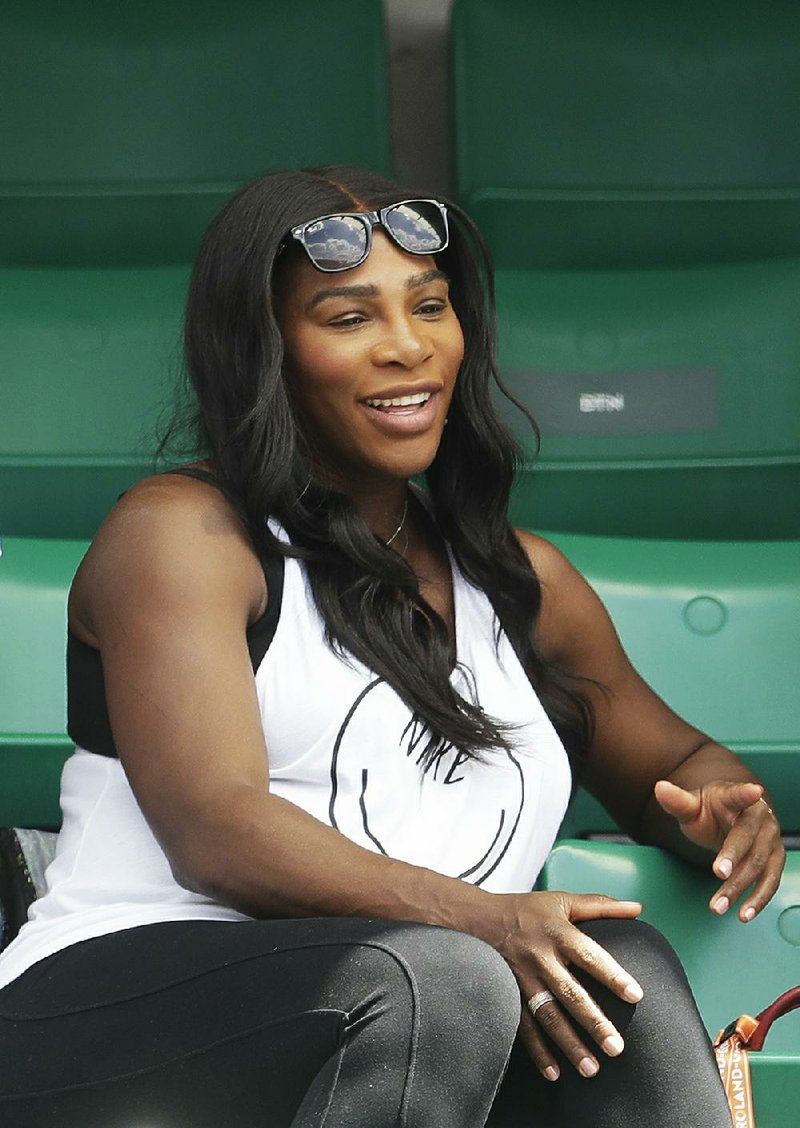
[0,266,189,538]
[1,1,391,267]
[452,0,800,538]
[1,1,391,538]
[542,531,800,838]
[541,840,800,1128]
[0,537,87,827]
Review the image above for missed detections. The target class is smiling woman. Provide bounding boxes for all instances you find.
[0,166,781,1128]
[276,238,463,499]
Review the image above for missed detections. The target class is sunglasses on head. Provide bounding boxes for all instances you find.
[288,198,449,273]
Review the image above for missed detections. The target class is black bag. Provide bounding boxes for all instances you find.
[0,827,58,951]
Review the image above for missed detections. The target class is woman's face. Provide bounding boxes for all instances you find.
[276,231,464,490]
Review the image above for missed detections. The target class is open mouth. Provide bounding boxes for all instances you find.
[363,392,432,413]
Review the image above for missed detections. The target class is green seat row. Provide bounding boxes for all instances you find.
[543,531,800,837]
[1,1,390,539]
[453,0,800,539]
[4,1,800,541]
[0,266,189,538]
[1,1,390,268]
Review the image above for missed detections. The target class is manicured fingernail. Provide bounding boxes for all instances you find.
[717,858,732,878]
[624,981,643,1003]
[603,1034,625,1056]
[742,906,756,922]
[544,1066,559,1082]
[579,1057,599,1078]
[713,896,729,915]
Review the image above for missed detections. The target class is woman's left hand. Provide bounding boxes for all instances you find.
[654,779,785,922]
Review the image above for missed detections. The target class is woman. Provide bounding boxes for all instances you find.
[0,166,784,1127]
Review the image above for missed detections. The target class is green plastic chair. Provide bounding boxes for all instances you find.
[452,0,800,538]
[541,840,800,1128]
[0,537,87,827]
[0,266,190,538]
[1,0,391,267]
[1,1,391,538]
[540,531,800,838]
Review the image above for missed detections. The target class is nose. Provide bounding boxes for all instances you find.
[370,316,433,369]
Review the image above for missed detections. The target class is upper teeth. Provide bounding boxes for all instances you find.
[365,393,431,407]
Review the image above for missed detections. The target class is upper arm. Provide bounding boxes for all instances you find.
[515,529,711,836]
[69,475,272,882]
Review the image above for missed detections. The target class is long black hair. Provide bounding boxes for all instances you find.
[177,165,593,774]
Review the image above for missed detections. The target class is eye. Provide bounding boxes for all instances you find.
[415,298,448,317]
[329,312,368,329]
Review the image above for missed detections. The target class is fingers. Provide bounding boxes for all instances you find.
[520,965,634,1081]
[710,802,785,921]
[499,891,643,1080]
[654,778,701,822]
[711,780,766,822]
[563,891,643,925]
[520,986,601,1080]
[561,925,644,1005]
[517,928,643,1080]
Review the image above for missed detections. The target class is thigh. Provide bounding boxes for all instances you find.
[0,916,519,1128]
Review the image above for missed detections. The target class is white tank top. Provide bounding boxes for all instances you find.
[0,544,571,989]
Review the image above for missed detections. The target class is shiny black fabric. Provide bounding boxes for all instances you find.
[0,917,730,1127]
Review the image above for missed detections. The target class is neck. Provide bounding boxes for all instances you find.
[349,481,410,544]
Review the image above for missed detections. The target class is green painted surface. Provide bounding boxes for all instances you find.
[2,0,391,266]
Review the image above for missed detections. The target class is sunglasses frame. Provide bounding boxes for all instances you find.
[289,198,449,273]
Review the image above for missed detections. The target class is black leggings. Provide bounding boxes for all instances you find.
[0,916,730,1128]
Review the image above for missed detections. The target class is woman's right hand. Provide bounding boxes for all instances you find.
[491,891,644,1081]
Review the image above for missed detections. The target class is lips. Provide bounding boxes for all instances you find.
[359,388,442,434]
[364,391,432,413]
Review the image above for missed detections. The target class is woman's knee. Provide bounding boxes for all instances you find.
[368,921,521,1045]
[579,917,691,994]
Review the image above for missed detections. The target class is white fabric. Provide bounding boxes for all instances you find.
[0,548,571,989]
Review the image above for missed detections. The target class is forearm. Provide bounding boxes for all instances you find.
[168,788,508,945]
[638,739,773,862]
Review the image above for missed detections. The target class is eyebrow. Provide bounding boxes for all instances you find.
[406,269,450,290]
[305,269,450,312]
[306,284,379,312]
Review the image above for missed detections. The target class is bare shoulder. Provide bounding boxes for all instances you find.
[69,471,267,644]
[513,527,576,586]
[512,527,615,666]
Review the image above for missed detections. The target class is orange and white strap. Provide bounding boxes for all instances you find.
[714,1015,759,1128]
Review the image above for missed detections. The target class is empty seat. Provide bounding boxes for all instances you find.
[1,1,391,538]
[452,0,800,538]
[1,1,391,267]
[541,840,800,1128]
[0,537,87,827]
[545,531,800,837]
[0,266,189,538]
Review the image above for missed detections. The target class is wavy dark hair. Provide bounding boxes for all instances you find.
[175,164,593,774]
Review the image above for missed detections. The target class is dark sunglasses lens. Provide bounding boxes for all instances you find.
[385,202,447,253]
[302,215,368,271]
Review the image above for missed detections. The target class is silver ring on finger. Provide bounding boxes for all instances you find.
[527,990,556,1019]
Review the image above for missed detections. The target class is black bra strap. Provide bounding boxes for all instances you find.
[164,467,285,671]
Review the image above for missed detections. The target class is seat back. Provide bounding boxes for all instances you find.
[0,538,87,826]
[453,0,800,537]
[544,532,800,837]
[1,1,391,538]
[453,0,800,269]
[498,261,800,540]
[1,0,391,266]
[541,840,800,1128]
[0,266,190,538]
